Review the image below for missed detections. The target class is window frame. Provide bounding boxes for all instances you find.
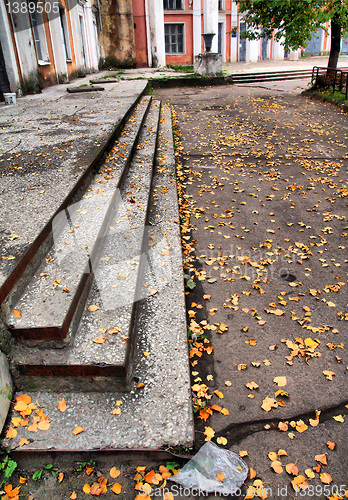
[59,7,72,62]
[163,0,184,10]
[164,22,186,55]
[30,6,50,63]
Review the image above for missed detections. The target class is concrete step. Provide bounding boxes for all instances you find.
[5,96,152,342]
[231,70,313,83]
[11,100,161,392]
[150,69,313,88]
[3,106,194,452]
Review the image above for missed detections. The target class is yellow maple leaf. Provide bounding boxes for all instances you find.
[204,426,215,441]
[323,370,336,381]
[88,305,100,312]
[83,483,91,493]
[58,398,67,412]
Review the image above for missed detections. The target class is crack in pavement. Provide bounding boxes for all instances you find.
[214,401,348,447]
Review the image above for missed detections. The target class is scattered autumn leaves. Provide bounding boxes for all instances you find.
[173,87,348,496]
[1,462,179,499]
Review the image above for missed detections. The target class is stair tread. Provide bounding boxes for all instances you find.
[7,97,152,338]
[5,106,194,451]
[12,101,161,384]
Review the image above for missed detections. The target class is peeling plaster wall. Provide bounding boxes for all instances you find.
[100,0,136,67]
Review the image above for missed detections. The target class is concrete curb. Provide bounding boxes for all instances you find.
[0,351,13,435]
[302,89,348,112]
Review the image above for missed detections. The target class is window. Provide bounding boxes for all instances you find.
[165,24,184,53]
[30,7,49,63]
[163,0,183,10]
[218,0,224,9]
[59,7,72,61]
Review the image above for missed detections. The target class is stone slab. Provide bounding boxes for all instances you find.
[66,86,105,93]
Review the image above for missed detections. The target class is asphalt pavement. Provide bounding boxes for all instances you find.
[154,77,348,498]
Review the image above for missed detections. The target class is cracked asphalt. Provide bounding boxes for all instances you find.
[154,79,348,498]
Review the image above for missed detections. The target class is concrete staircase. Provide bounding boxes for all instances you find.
[1,95,194,452]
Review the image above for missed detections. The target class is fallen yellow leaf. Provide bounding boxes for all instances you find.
[110,467,121,479]
[271,461,283,474]
[273,376,287,387]
[204,426,215,441]
[83,483,91,494]
[320,472,332,484]
[58,398,67,412]
[73,426,84,436]
[111,482,122,494]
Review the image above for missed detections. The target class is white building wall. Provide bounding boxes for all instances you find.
[47,10,69,82]
[83,0,99,71]
[272,32,285,60]
[148,0,165,67]
[10,11,38,85]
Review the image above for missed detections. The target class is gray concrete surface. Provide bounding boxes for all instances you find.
[0,79,147,290]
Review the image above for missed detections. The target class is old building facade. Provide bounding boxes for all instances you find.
[0,0,106,99]
[1,0,348,99]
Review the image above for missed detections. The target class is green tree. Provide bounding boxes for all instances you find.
[238,0,348,70]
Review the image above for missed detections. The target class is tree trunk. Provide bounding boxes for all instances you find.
[327,16,341,73]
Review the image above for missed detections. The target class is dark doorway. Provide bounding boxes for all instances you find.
[239,22,246,61]
[304,30,323,56]
[261,35,268,59]
[218,23,223,54]
[0,41,11,101]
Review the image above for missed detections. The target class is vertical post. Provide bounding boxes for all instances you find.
[333,69,337,93]
[339,70,343,92]
[147,0,166,67]
[203,0,218,53]
[193,0,201,57]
